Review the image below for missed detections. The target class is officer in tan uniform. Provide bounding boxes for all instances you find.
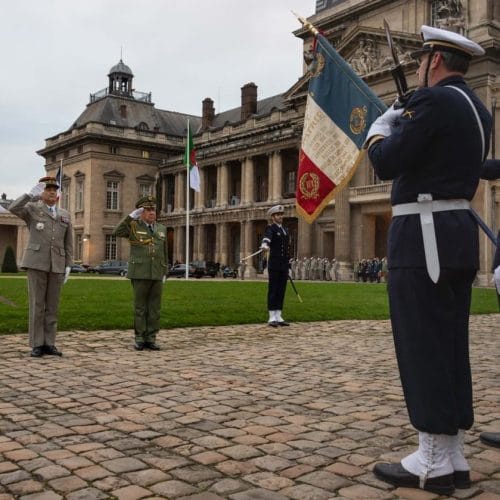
[113,196,168,350]
[9,176,73,357]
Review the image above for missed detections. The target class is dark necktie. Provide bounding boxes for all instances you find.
[148,224,154,234]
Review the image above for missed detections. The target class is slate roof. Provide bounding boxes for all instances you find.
[71,96,201,137]
[70,92,287,138]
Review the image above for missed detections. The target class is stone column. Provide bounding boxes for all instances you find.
[241,220,257,278]
[175,172,186,213]
[334,188,352,280]
[242,157,254,206]
[194,224,204,261]
[217,222,229,266]
[267,153,274,202]
[297,217,313,257]
[217,162,229,208]
[271,150,283,202]
[173,225,185,264]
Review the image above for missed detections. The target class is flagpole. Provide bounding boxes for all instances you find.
[185,120,190,280]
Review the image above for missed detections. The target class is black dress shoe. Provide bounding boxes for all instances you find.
[134,342,145,351]
[480,432,500,448]
[373,462,454,496]
[268,321,279,328]
[454,470,471,489]
[277,321,290,326]
[43,345,62,356]
[30,347,44,357]
[144,342,160,350]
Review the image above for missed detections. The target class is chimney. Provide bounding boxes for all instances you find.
[241,82,257,121]
[202,98,215,129]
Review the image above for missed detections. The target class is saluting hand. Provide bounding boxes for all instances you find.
[129,207,144,219]
[29,182,45,198]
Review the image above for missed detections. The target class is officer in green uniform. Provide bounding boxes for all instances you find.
[113,195,168,350]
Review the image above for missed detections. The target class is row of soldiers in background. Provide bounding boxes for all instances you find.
[289,257,340,281]
[353,257,388,283]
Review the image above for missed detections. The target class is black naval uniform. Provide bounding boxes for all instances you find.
[368,75,492,435]
[262,223,290,311]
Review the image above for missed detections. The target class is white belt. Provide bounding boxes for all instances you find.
[392,195,470,283]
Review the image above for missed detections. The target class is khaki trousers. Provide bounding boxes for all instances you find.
[131,279,163,343]
[26,269,63,347]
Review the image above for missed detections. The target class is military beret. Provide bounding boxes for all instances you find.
[411,25,485,60]
[136,195,157,209]
[267,205,284,216]
[39,176,59,189]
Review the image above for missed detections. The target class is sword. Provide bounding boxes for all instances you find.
[383,19,409,100]
[470,208,498,247]
[240,249,263,261]
[288,274,303,303]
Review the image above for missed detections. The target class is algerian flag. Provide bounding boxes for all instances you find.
[184,121,200,192]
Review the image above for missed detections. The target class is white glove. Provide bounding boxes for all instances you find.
[29,182,45,198]
[63,266,71,284]
[260,243,269,250]
[364,105,404,146]
[129,207,144,219]
[494,265,500,294]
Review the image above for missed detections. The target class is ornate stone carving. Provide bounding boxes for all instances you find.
[433,0,465,34]
[348,38,379,75]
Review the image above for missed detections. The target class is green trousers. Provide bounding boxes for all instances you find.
[131,279,163,343]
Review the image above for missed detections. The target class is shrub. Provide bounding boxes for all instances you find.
[1,246,18,273]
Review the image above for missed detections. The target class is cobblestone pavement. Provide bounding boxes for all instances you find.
[0,315,498,500]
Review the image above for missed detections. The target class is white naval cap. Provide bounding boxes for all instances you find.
[267,205,284,216]
[411,25,485,59]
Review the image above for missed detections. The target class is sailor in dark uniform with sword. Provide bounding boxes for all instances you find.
[260,205,291,327]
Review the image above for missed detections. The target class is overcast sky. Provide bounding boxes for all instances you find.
[1,0,315,198]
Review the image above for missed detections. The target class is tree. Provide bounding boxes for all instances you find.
[1,246,18,273]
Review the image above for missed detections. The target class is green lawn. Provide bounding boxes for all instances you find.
[0,275,497,334]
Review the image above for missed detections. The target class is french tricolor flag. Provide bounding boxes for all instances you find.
[296,34,387,223]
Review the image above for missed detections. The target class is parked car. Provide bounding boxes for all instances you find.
[222,266,238,279]
[70,264,88,273]
[168,264,195,278]
[93,260,128,276]
[191,260,218,278]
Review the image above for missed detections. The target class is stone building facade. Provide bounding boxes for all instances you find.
[35,0,499,283]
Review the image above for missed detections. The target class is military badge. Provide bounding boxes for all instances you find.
[299,172,320,200]
[60,216,69,224]
[36,222,44,230]
[349,106,368,135]
[309,52,325,78]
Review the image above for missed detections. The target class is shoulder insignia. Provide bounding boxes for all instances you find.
[402,110,415,119]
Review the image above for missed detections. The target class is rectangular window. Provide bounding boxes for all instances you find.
[105,234,117,260]
[139,183,152,197]
[109,146,118,154]
[61,182,70,210]
[286,171,296,194]
[106,180,119,210]
[75,233,83,261]
[76,179,84,211]
[142,150,150,159]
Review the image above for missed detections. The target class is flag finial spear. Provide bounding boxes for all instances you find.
[292,11,319,36]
